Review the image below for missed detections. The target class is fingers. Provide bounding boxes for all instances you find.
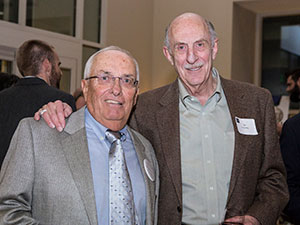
[47,100,66,132]
[34,110,41,121]
[224,215,259,225]
[223,216,243,224]
[41,105,56,130]
[62,102,73,117]
[34,100,72,132]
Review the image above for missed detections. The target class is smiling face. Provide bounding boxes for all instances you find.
[163,13,218,93]
[82,50,138,131]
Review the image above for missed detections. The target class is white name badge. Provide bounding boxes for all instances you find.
[235,116,258,135]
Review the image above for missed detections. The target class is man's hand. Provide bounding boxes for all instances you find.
[34,100,73,132]
[224,215,260,225]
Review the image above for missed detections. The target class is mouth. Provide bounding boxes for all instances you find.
[184,62,203,71]
[105,99,123,105]
[186,66,201,71]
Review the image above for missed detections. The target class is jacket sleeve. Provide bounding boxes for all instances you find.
[246,92,289,225]
[0,119,39,225]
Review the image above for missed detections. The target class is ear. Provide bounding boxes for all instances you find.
[163,46,175,66]
[81,79,88,102]
[133,87,139,106]
[212,38,219,60]
[42,58,52,75]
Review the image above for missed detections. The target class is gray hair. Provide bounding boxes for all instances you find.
[164,17,217,51]
[83,46,140,81]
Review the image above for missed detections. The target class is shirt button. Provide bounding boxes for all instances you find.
[212,214,216,218]
[204,134,208,138]
[207,160,211,164]
[100,137,104,141]
[209,186,214,190]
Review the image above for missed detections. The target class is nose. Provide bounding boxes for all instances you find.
[111,78,122,96]
[187,47,198,64]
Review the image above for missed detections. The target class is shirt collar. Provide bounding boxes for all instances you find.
[84,107,128,142]
[178,67,223,108]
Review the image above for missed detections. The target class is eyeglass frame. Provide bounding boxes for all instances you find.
[84,70,139,88]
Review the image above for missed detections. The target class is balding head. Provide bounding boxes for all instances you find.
[164,13,217,52]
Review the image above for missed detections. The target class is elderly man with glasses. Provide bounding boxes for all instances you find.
[0,46,159,225]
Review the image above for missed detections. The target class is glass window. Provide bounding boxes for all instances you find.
[82,46,99,78]
[60,68,71,93]
[83,0,101,42]
[26,0,76,36]
[0,0,18,23]
[0,59,12,73]
[261,15,300,98]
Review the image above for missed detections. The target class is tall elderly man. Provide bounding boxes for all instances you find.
[35,13,288,225]
[0,46,159,225]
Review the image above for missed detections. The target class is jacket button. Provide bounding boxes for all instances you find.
[177,206,182,213]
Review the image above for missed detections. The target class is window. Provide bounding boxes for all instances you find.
[0,0,18,23]
[26,0,76,36]
[0,0,105,94]
[82,46,99,78]
[83,0,101,42]
[60,68,71,93]
[0,59,12,73]
[261,15,300,97]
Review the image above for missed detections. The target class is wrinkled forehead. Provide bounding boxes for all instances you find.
[169,15,210,44]
[90,50,136,76]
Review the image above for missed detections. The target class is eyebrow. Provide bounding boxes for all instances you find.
[99,70,135,77]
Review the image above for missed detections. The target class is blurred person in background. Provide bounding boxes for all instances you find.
[0,39,76,169]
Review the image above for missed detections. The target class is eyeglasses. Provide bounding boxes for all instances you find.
[85,71,138,89]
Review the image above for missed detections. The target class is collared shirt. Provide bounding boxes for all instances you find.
[85,108,146,225]
[179,68,235,225]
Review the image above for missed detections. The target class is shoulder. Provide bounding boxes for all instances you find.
[138,81,176,102]
[221,77,271,96]
[43,86,76,110]
[16,117,67,141]
[283,113,300,130]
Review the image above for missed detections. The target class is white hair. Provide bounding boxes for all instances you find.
[83,46,140,81]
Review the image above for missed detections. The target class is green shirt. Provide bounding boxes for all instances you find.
[179,68,234,225]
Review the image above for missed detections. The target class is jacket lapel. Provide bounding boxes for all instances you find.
[61,108,98,225]
[128,127,156,225]
[221,78,251,201]
[156,80,182,204]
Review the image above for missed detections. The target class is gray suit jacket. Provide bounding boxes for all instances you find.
[0,108,159,225]
[129,77,289,225]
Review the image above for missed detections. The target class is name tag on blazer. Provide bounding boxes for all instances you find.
[235,116,258,135]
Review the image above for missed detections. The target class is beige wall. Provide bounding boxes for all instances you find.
[105,0,299,92]
[105,0,154,93]
[152,0,239,89]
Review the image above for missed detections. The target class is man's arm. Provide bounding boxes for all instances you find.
[246,91,289,224]
[0,119,38,224]
[34,100,73,132]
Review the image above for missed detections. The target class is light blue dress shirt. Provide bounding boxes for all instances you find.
[85,108,146,225]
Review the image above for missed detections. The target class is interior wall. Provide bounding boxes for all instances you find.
[105,0,153,93]
[150,0,255,90]
[231,3,257,83]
